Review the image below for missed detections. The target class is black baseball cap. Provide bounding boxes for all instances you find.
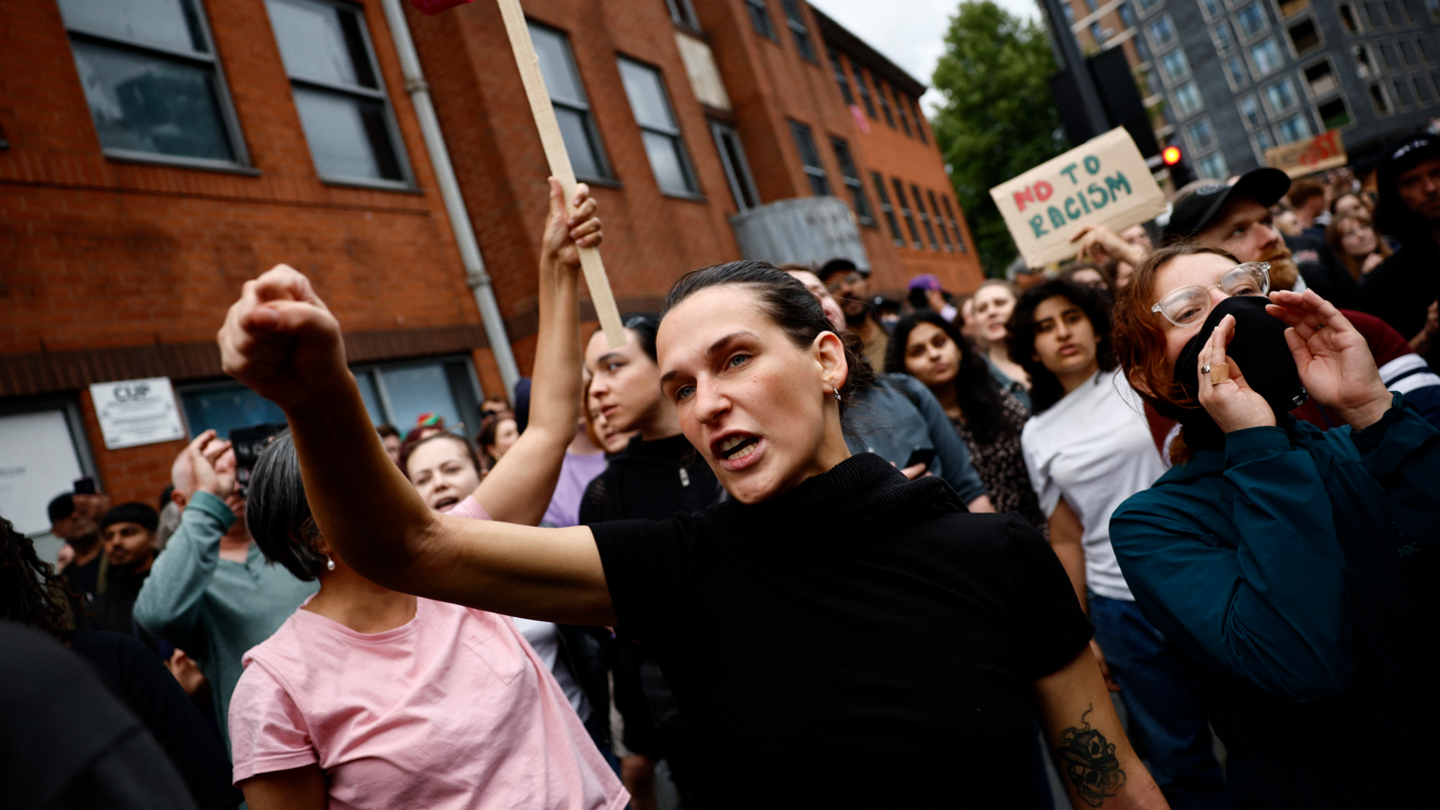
[1162,168,1292,241]
[1375,133,1440,238]
[100,502,160,534]
[817,257,868,281]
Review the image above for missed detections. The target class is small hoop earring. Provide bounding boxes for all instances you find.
[326,554,336,572]
[831,386,842,402]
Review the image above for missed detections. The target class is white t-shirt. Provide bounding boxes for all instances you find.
[1020,368,1165,602]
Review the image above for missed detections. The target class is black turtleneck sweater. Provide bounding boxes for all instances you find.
[578,432,724,524]
[591,452,1092,807]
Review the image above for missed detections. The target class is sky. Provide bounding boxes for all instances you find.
[807,0,1043,113]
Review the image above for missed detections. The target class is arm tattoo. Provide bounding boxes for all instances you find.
[1055,704,1127,807]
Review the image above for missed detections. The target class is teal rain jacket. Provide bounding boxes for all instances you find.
[1111,395,1440,809]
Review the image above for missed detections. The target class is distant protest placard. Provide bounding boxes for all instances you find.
[1264,129,1346,178]
[989,127,1167,267]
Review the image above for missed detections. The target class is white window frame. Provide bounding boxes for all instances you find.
[1225,54,1252,89]
[1238,93,1267,128]
[1172,79,1205,118]
[1233,1,1272,41]
[1262,75,1303,115]
[1147,14,1179,51]
[1184,116,1219,153]
[1248,36,1286,79]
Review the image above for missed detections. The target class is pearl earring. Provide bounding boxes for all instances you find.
[326,554,336,572]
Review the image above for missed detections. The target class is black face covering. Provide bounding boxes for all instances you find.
[1163,296,1308,449]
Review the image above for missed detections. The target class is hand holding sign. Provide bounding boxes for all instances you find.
[990,128,1167,268]
[409,0,625,348]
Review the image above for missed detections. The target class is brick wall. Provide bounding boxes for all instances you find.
[0,0,480,505]
[2,0,986,509]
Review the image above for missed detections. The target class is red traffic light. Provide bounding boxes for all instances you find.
[1162,145,1183,166]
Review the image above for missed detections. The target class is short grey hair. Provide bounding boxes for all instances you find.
[246,429,326,582]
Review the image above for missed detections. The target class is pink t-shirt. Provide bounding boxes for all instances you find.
[229,596,627,810]
[444,494,491,521]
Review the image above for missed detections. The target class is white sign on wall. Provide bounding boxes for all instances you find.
[0,409,85,536]
[89,377,186,450]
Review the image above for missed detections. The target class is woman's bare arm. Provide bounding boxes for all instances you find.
[1049,496,1087,612]
[218,270,613,624]
[1034,649,1169,810]
[240,765,327,810]
[475,179,597,525]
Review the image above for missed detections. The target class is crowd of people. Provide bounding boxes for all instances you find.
[5,134,1440,810]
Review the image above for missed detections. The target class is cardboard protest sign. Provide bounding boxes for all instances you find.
[1264,129,1346,178]
[989,128,1167,267]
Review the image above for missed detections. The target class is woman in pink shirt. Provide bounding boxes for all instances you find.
[227,182,626,810]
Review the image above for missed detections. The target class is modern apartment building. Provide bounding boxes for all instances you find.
[0,0,974,526]
[1064,0,1440,178]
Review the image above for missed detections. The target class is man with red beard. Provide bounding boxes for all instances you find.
[1161,169,1306,291]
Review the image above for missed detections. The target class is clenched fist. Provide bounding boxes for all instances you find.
[217,265,350,413]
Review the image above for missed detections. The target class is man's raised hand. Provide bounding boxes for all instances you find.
[218,264,349,413]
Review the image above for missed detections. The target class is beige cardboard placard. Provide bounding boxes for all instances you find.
[1264,129,1347,178]
[989,127,1167,267]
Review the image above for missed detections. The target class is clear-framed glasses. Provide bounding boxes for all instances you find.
[825,271,864,293]
[1151,262,1270,328]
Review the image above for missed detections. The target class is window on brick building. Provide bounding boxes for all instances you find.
[711,121,759,210]
[926,190,953,251]
[872,172,904,245]
[830,137,873,225]
[854,63,879,118]
[939,195,967,252]
[790,121,830,196]
[910,98,929,144]
[181,356,483,441]
[893,177,922,248]
[829,49,855,105]
[876,79,897,127]
[266,0,411,186]
[0,400,96,541]
[665,0,701,29]
[780,0,817,62]
[894,89,914,137]
[619,58,700,195]
[58,0,247,167]
[529,23,612,182]
[746,0,778,41]
[911,184,940,250]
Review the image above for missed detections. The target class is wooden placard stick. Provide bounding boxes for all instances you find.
[496,0,625,348]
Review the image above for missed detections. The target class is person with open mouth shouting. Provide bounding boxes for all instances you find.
[217,251,1170,809]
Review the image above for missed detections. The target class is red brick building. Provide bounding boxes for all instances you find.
[0,0,976,535]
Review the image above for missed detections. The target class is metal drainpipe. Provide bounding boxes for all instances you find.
[380,0,521,398]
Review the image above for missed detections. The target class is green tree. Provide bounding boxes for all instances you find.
[931,1,1069,275]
